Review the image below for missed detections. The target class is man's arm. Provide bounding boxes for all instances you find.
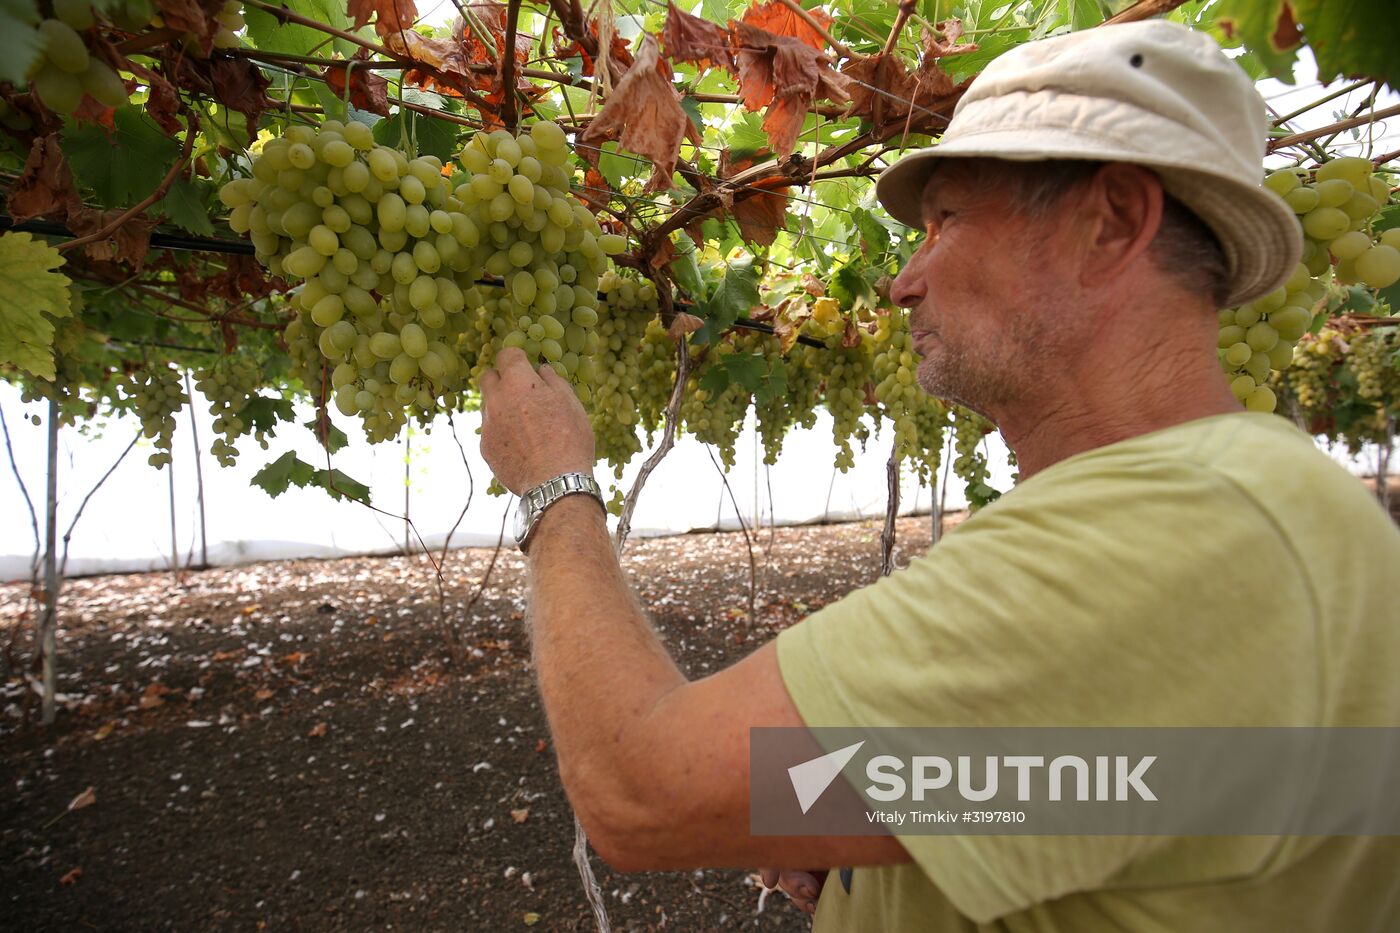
[480,348,909,872]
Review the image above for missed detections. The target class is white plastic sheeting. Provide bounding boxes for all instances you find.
[0,382,1016,581]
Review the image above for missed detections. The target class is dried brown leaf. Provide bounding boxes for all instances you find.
[348,0,418,37]
[578,34,688,192]
[8,135,82,224]
[325,58,390,117]
[68,786,97,812]
[663,0,735,73]
[207,58,270,141]
[307,721,328,738]
[59,867,83,885]
[740,0,832,51]
[668,312,704,341]
[731,20,849,155]
[510,808,529,823]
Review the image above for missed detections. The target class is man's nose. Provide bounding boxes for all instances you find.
[890,247,927,309]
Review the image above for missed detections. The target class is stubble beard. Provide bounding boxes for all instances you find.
[914,343,1013,422]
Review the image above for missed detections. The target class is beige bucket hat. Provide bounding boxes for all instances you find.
[876,20,1302,308]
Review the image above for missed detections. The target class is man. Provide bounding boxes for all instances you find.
[479,19,1400,932]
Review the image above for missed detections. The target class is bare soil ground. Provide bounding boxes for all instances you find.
[1,514,952,932]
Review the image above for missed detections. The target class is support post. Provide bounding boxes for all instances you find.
[880,446,899,577]
[183,371,208,568]
[40,396,59,725]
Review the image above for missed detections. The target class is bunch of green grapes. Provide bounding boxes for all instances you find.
[634,316,677,442]
[1267,157,1399,289]
[681,341,753,471]
[754,339,822,465]
[1275,325,1399,453]
[1348,326,1397,403]
[819,336,874,473]
[951,405,999,508]
[1275,327,1335,413]
[221,119,619,442]
[19,5,128,115]
[1217,261,1325,412]
[211,0,243,49]
[587,270,660,476]
[870,308,949,484]
[194,356,268,466]
[121,364,186,468]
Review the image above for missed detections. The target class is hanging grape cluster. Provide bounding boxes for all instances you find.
[194,357,270,466]
[221,119,621,443]
[121,364,186,467]
[871,309,949,486]
[1275,324,1399,454]
[22,8,127,115]
[1220,158,1396,413]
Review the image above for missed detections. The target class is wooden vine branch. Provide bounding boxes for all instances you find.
[1273,78,1372,126]
[501,0,523,132]
[1103,0,1191,26]
[226,47,409,71]
[774,0,854,61]
[1270,102,1400,152]
[57,129,196,254]
[882,0,915,58]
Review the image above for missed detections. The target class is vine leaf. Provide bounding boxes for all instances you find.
[8,135,84,224]
[348,0,418,36]
[841,23,969,131]
[1211,0,1302,82]
[663,0,735,73]
[731,20,850,155]
[160,177,216,237]
[252,451,372,504]
[578,34,691,192]
[739,0,833,51]
[0,232,74,381]
[324,54,391,116]
[694,260,759,344]
[154,0,219,50]
[62,108,182,207]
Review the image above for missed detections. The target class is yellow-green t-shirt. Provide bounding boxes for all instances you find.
[776,411,1400,932]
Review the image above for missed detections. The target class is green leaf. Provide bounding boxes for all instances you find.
[596,141,636,188]
[0,0,43,87]
[243,0,356,59]
[727,113,771,157]
[0,232,73,381]
[1206,0,1301,83]
[1059,0,1105,31]
[679,96,704,138]
[829,262,877,311]
[1292,0,1400,90]
[160,177,216,236]
[305,416,349,453]
[698,364,730,395]
[852,207,892,258]
[251,451,372,504]
[243,395,294,437]
[63,108,182,207]
[723,353,767,394]
[371,110,460,163]
[755,358,788,407]
[695,261,759,344]
[669,232,706,303]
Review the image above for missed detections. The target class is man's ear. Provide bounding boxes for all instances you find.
[1076,164,1165,290]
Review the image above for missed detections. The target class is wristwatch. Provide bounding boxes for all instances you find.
[512,472,606,553]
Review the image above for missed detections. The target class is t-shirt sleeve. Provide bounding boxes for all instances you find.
[775,457,1317,922]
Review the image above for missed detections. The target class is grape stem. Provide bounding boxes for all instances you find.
[1269,102,1400,152]
[501,0,523,132]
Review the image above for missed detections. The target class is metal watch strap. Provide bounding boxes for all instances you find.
[518,472,604,552]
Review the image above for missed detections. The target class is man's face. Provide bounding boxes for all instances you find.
[889,161,1081,418]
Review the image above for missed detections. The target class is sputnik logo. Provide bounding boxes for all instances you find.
[788,741,865,814]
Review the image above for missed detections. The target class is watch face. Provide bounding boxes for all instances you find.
[512,502,529,543]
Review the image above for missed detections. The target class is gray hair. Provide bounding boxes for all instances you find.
[949,158,1232,307]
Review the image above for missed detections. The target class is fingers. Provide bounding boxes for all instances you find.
[495,346,531,374]
[759,868,780,889]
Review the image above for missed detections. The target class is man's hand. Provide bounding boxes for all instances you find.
[760,867,827,916]
[479,347,597,494]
